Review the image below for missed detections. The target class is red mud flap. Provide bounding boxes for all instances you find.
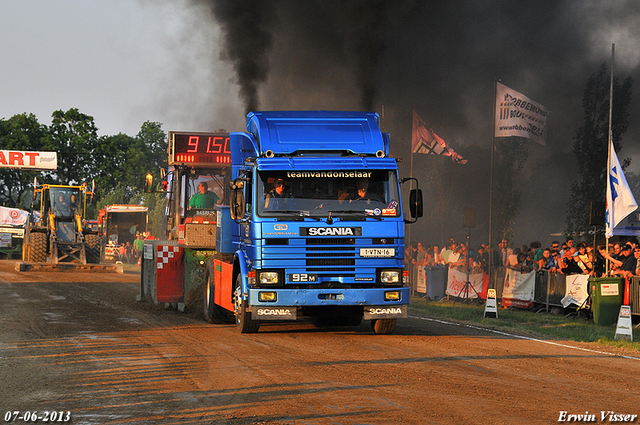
[363,305,407,320]
[251,306,297,320]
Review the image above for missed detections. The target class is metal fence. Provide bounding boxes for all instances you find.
[415,264,639,316]
[631,276,640,316]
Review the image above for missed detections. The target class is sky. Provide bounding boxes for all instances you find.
[2,0,640,247]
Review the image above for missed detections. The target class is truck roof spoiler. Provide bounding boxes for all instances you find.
[231,111,389,162]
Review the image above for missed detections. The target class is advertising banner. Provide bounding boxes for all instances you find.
[416,265,426,293]
[446,268,486,299]
[0,150,57,170]
[502,269,535,308]
[561,274,589,308]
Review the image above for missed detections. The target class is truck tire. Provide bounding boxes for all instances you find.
[204,271,228,324]
[85,234,100,264]
[233,274,260,333]
[371,318,396,335]
[24,231,47,263]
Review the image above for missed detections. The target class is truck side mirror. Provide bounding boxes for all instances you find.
[409,189,423,219]
[230,179,245,220]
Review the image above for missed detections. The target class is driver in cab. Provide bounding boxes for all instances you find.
[189,181,220,210]
[260,178,293,211]
[347,178,382,204]
[55,193,69,216]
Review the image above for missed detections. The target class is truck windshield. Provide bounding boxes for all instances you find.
[257,170,400,218]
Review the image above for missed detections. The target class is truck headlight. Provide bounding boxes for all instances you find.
[380,270,400,284]
[259,271,279,285]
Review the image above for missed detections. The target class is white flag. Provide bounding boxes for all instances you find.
[606,141,638,237]
[495,82,549,146]
[0,206,29,226]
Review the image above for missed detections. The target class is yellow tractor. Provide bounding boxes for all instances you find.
[22,181,100,264]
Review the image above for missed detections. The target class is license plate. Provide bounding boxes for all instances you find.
[359,248,395,257]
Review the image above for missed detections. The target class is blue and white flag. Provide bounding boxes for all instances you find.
[606,141,638,237]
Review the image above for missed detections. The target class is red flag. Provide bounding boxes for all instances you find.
[412,110,467,164]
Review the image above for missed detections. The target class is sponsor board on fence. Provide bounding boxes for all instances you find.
[502,269,535,308]
[561,274,589,308]
[446,268,486,299]
[0,233,12,248]
[416,265,426,293]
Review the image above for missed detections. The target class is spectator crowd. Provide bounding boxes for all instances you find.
[116,231,155,264]
[405,236,640,278]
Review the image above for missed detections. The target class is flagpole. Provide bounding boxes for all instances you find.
[408,148,414,246]
[605,44,614,276]
[488,80,497,288]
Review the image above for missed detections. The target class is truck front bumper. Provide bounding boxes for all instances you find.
[248,286,410,320]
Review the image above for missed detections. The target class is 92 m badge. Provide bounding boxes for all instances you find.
[289,273,318,282]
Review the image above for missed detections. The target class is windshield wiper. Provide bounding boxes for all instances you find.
[269,210,305,221]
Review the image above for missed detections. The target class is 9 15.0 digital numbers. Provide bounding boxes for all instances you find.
[170,132,232,166]
[185,135,230,154]
[4,411,71,422]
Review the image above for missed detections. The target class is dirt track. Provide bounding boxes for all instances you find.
[1,260,639,424]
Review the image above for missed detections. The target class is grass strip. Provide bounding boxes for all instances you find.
[408,296,640,352]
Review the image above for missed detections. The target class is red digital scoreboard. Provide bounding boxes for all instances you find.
[169,131,232,167]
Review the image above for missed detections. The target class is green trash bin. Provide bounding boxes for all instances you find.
[589,277,623,326]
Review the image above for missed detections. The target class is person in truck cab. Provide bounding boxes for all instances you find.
[347,179,382,204]
[260,178,294,211]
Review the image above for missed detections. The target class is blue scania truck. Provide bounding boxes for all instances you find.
[205,111,422,334]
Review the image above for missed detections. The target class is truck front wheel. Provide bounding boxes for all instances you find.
[233,274,260,333]
[371,318,396,335]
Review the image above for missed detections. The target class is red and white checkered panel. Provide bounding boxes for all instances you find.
[155,244,184,303]
[156,245,181,269]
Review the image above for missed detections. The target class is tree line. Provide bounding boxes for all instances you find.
[0,108,168,237]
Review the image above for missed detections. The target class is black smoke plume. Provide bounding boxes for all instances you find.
[198,0,410,112]
[198,0,276,112]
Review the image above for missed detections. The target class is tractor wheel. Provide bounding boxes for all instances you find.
[370,318,396,335]
[85,234,100,264]
[23,231,47,263]
[30,232,47,263]
[233,274,260,333]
